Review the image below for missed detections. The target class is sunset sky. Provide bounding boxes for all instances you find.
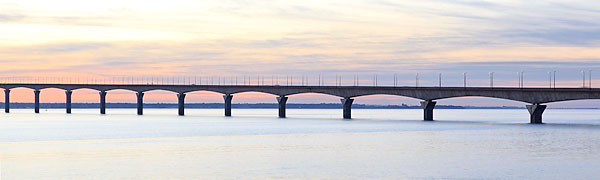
[1,0,599,107]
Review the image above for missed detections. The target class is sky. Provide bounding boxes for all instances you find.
[1,0,600,107]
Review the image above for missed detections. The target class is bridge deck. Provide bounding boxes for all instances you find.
[1,83,598,124]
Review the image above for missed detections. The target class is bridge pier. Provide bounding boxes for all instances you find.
[65,90,72,114]
[4,89,9,113]
[99,91,107,114]
[178,93,186,116]
[224,94,233,116]
[136,92,144,115]
[420,100,437,121]
[277,96,288,118]
[526,104,547,124]
[341,97,354,119]
[34,90,40,113]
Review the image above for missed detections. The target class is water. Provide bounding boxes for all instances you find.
[1,108,599,179]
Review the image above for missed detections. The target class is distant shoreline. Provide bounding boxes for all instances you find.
[0,103,529,109]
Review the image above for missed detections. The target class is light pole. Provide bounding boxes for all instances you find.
[581,70,585,88]
[589,70,592,88]
[518,71,524,88]
[463,72,467,88]
[373,74,378,87]
[517,72,521,88]
[439,73,442,87]
[548,71,552,88]
[394,73,397,87]
[416,73,419,87]
[489,72,494,88]
[553,71,556,88]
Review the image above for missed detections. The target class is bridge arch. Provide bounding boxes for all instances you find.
[286,91,342,98]
[284,92,343,105]
[105,88,138,93]
[2,86,36,91]
[352,93,424,100]
[71,87,101,92]
[230,90,279,97]
[101,89,141,115]
[182,89,226,95]
[352,94,424,105]
[140,88,179,94]
[140,89,179,104]
[433,95,529,104]
[231,90,279,96]
[228,91,280,117]
[38,87,68,91]
[349,92,422,100]
[143,89,179,94]
[35,88,68,104]
[228,91,279,104]
[183,90,229,106]
[3,87,37,102]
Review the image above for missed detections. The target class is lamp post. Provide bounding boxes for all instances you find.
[374,74,378,87]
[463,72,467,88]
[518,71,524,88]
[439,73,442,87]
[589,70,593,88]
[416,73,419,87]
[517,72,520,88]
[489,72,494,88]
[394,73,397,87]
[582,70,586,88]
[548,71,552,88]
[553,71,556,88]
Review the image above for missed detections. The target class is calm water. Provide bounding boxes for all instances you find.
[1,108,599,179]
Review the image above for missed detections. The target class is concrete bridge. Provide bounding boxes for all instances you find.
[2,83,600,124]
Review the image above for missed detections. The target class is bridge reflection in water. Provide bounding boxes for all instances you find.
[2,83,600,124]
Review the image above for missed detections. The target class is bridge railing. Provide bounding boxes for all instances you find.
[0,71,595,88]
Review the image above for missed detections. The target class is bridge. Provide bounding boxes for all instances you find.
[2,83,600,124]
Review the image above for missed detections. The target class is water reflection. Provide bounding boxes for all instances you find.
[0,109,599,179]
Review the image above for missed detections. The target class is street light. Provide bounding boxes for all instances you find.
[518,71,524,88]
[416,73,419,87]
[553,70,556,88]
[373,74,378,87]
[438,73,442,87]
[547,71,552,88]
[463,72,467,88]
[489,72,494,88]
[521,71,525,88]
[589,70,593,88]
[394,73,397,87]
[582,70,586,88]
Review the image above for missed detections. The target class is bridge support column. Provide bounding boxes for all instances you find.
[178,93,186,116]
[224,94,233,116]
[4,89,9,113]
[277,96,288,118]
[420,100,437,121]
[341,98,354,119]
[99,91,107,114]
[65,90,72,114]
[136,92,144,115]
[526,104,546,124]
[34,90,40,113]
